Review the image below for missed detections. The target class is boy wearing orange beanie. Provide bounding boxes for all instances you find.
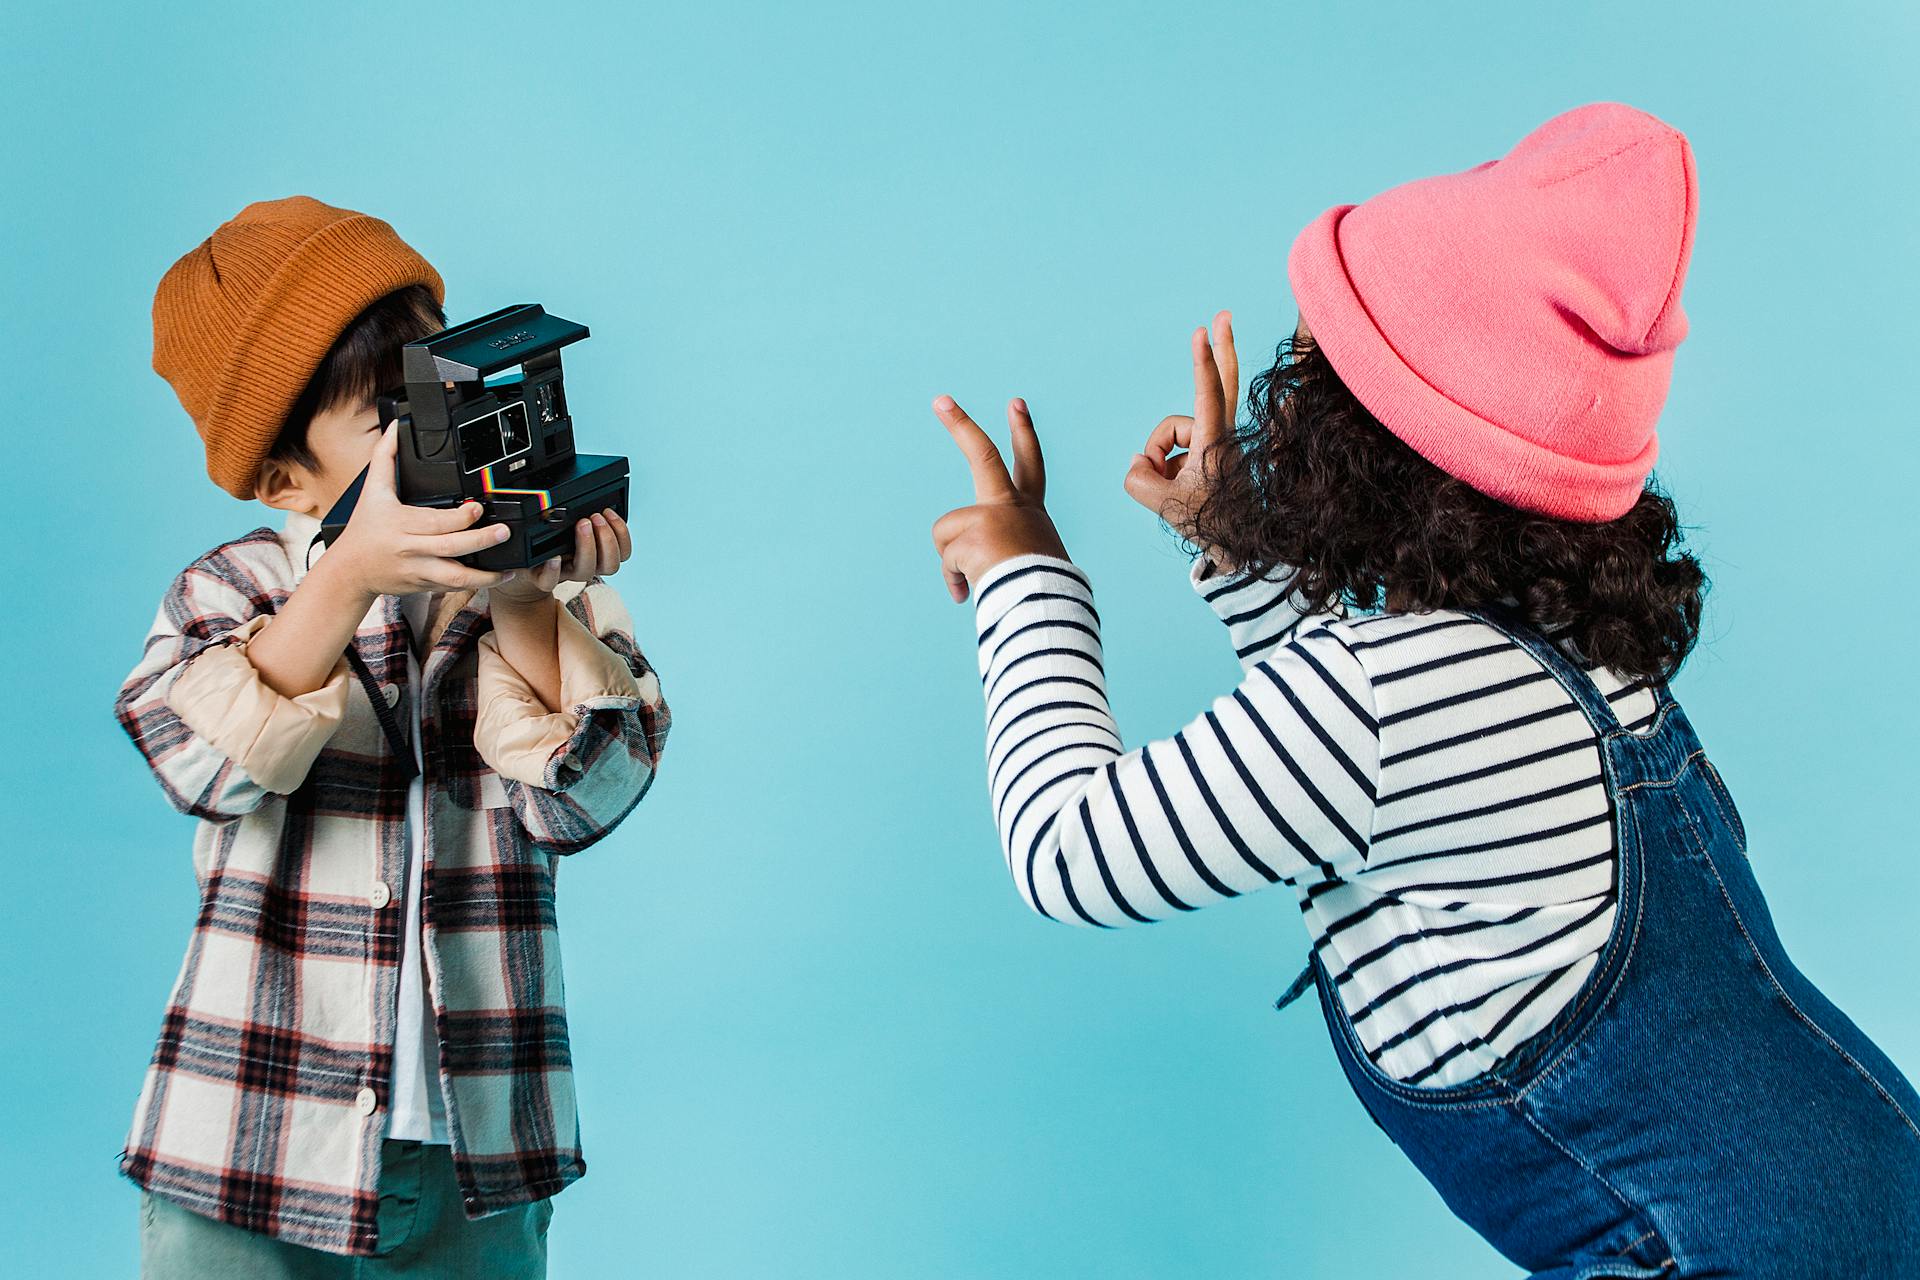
[118,195,671,1276]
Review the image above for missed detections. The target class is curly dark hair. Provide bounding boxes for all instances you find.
[1186,334,1706,685]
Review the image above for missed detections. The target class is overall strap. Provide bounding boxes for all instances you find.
[1274,961,1317,1012]
[1465,604,1635,740]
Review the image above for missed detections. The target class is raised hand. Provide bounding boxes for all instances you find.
[328,420,518,598]
[930,395,1069,603]
[1123,309,1240,566]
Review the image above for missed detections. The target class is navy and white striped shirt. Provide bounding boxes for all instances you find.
[971,553,1658,1088]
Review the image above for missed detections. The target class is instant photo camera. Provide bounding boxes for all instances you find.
[318,304,628,571]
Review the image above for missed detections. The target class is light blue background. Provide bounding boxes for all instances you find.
[4,3,1916,1276]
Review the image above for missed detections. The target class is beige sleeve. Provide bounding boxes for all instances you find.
[162,614,354,796]
[473,600,645,787]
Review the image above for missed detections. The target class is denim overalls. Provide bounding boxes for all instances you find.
[1280,607,1920,1278]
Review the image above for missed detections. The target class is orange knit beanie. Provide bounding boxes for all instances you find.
[152,195,445,500]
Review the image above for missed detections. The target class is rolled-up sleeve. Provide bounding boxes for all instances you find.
[473,578,669,854]
[116,565,351,822]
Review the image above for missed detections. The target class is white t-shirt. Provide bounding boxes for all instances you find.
[388,591,450,1143]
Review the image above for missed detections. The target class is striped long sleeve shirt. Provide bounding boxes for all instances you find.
[971,553,1657,1089]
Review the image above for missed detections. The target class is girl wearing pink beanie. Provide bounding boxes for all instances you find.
[930,103,1918,1276]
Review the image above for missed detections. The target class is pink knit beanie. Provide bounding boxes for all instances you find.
[1287,102,1698,521]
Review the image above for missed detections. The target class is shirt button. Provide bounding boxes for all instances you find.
[370,881,392,909]
[563,752,583,771]
[354,1087,378,1117]
[382,683,401,707]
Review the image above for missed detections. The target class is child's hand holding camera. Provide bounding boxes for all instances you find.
[491,507,634,606]
[328,421,633,607]
[329,421,517,598]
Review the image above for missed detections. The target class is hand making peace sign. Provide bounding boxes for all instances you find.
[929,309,1242,600]
[1124,310,1239,563]
[928,395,1069,603]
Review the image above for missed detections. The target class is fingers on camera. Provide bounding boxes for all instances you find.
[442,522,512,556]
[591,514,619,566]
[409,499,485,534]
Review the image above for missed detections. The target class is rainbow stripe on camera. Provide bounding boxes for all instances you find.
[479,465,553,512]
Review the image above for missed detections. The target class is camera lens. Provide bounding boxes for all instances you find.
[500,402,530,453]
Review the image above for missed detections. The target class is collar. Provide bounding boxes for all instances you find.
[280,508,327,585]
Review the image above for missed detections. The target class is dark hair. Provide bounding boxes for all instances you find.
[1188,334,1706,685]
[266,285,446,473]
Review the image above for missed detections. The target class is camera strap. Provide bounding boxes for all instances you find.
[305,528,420,780]
[343,647,420,782]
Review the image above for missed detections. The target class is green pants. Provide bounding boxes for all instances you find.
[139,1141,553,1279]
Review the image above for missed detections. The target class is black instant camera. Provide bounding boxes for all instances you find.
[319,304,628,571]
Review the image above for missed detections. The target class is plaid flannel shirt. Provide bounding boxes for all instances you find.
[114,507,670,1255]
